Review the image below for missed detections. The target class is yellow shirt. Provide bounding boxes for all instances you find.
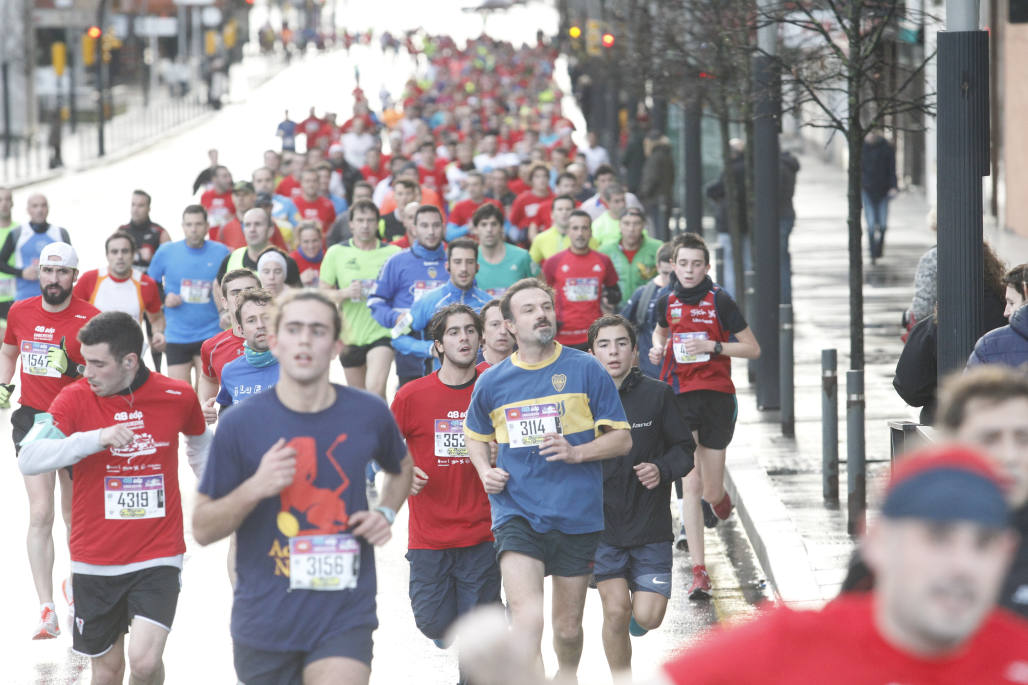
[529,226,599,264]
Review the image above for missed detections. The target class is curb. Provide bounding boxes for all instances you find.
[723,451,825,607]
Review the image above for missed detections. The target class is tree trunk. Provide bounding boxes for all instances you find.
[846,1,865,371]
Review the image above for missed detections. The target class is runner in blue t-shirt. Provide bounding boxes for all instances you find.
[194,290,413,685]
[276,112,297,152]
[147,205,229,387]
[463,277,632,683]
[216,289,278,409]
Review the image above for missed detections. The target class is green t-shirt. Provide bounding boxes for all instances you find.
[476,244,537,298]
[320,240,401,346]
[0,222,16,303]
[592,212,623,248]
[529,226,599,265]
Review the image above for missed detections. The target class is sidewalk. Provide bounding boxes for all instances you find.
[1,50,288,189]
[722,143,939,606]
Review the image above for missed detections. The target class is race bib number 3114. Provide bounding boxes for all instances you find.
[505,404,561,449]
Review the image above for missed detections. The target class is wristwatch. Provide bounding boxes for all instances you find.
[712,342,723,356]
[375,505,397,525]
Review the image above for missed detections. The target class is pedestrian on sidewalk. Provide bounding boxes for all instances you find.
[778,150,800,304]
[705,140,748,299]
[649,233,760,600]
[861,129,897,263]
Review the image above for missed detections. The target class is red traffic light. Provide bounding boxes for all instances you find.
[87,25,102,39]
[601,32,615,48]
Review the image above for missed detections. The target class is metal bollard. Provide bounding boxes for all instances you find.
[822,349,838,502]
[780,304,794,436]
[846,369,866,535]
[714,244,725,288]
[745,269,757,384]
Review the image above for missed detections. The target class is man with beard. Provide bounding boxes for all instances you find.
[463,278,631,684]
[0,242,99,638]
[217,288,278,410]
[391,305,501,685]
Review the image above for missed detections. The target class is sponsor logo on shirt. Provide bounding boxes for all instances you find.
[165,389,182,395]
[631,420,653,428]
[34,325,54,334]
[592,264,602,272]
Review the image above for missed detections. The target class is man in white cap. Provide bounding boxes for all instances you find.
[0,241,100,638]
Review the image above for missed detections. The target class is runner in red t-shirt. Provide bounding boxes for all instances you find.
[391,303,500,668]
[360,148,388,187]
[197,269,261,422]
[534,171,578,229]
[541,211,620,350]
[447,171,501,241]
[293,168,336,234]
[290,223,324,287]
[200,165,236,229]
[0,242,99,639]
[19,310,209,680]
[508,164,554,247]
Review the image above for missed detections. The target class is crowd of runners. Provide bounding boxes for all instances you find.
[2,28,1027,685]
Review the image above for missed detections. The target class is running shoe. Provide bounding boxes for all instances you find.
[688,565,712,601]
[712,492,734,521]
[628,616,648,637]
[33,604,60,640]
[701,499,719,528]
[674,526,688,551]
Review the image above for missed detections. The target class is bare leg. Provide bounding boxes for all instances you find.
[364,346,394,400]
[550,574,590,684]
[126,616,170,685]
[342,365,367,390]
[303,656,370,685]
[90,632,126,685]
[499,552,546,678]
[631,591,669,630]
[24,471,57,605]
[683,465,705,567]
[696,444,728,506]
[596,578,632,677]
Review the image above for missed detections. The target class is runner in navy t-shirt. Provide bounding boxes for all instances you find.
[194,290,414,685]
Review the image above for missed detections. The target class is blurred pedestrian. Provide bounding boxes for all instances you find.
[778,150,800,303]
[705,139,748,299]
[861,129,897,263]
[639,130,674,241]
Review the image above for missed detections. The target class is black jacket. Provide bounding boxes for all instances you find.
[602,368,695,547]
[893,316,937,425]
[1000,504,1028,619]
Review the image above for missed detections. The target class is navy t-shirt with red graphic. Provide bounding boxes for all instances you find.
[199,384,406,652]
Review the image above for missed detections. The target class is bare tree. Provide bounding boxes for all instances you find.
[771,0,936,370]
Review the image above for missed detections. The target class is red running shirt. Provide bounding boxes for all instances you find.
[509,190,554,231]
[292,195,337,233]
[449,197,502,230]
[391,371,493,550]
[49,372,206,566]
[4,296,100,411]
[663,594,1028,685]
[200,328,244,382]
[200,189,236,227]
[658,288,735,395]
[542,249,619,346]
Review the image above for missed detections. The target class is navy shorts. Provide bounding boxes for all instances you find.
[338,337,391,368]
[493,516,600,577]
[233,626,374,685]
[593,541,673,599]
[406,540,502,641]
[674,390,738,450]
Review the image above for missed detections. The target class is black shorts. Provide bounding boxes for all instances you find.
[406,541,502,640]
[0,299,12,321]
[593,541,673,598]
[11,405,43,456]
[674,389,738,450]
[233,626,374,685]
[164,340,204,366]
[493,516,600,577]
[72,565,181,657]
[338,337,391,368]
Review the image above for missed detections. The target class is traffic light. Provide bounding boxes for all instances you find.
[51,42,67,77]
[82,28,100,66]
[568,25,581,39]
[601,32,615,48]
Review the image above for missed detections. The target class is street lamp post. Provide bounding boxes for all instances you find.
[936,0,988,377]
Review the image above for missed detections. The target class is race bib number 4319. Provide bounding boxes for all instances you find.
[104,475,166,520]
[505,404,561,449]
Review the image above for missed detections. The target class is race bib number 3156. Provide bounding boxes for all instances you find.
[289,534,361,591]
[505,404,561,449]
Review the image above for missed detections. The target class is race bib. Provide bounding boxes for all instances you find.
[434,419,468,459]
[412,280,443,302]
[180,278,212,304]
[0,278,15,298]
[564,278,598,302]
[289,534,361,591]
[673,332,711,364]
[104,475,166,520]
[525,203,540,218]
[20,341,60,378]
[505,403,561,449]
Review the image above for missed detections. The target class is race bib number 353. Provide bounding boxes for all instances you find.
[505,404,561,449]
[289,534,361,591]
[434,419,468,459]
